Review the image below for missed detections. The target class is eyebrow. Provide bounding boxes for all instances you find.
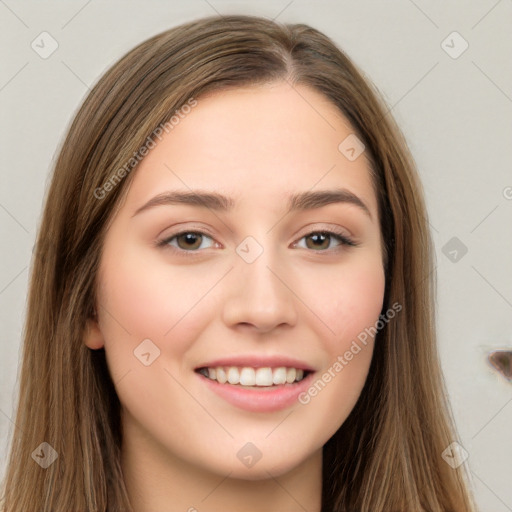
[132,188,372,220]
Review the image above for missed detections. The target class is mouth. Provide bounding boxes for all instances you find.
[195,364,316,412]
[195,365,312,389]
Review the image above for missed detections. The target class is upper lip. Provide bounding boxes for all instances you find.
[195,355,315,372]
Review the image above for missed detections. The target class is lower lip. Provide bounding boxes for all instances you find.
[196,371,315,413]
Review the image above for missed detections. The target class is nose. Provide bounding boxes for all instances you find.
[221,247,298,334]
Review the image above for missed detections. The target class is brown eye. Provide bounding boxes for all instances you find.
[160,231,215,251]
[158,228,357,255]
[176,232,203,250]
[304,232,331,250]
[297,230,356,252]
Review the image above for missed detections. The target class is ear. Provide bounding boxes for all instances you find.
[84,310,105,350]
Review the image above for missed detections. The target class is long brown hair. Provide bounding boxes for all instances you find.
[1,14,475,511]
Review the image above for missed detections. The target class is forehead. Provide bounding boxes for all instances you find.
[123,82,378,218]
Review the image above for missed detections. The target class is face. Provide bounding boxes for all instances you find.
[85,82,386,480]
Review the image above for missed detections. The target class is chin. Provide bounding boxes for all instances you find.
[189,446,310,481]
[226,457,304,481]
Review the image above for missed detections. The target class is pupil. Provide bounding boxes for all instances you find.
[180,233,201,249]
[309,233,328,250]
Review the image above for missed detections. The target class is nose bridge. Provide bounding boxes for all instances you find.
[238,235,288,299]
[221,234,298,331]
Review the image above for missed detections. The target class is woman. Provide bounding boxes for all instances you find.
[1,14,476,512]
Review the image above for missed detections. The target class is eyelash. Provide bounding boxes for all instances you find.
[156,227,359,256]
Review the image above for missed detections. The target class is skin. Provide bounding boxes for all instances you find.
[84,82,386,512]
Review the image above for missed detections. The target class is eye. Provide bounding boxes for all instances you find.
[158,231,216,252]
[294,230,357,252]
[156,228,358,255]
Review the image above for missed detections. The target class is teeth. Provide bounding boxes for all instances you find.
[216,367,227,384]
[199,366,308,386]
[256,367,273,386]
[227,367,240,384]
[272,367,287,385]
[240,367,256,386]
[286,367,296,383]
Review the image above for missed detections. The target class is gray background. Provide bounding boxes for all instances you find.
[1,1,511,510]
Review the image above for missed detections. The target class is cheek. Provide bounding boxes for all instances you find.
[292,256,385,434]
[300,253,386,346]
[97,247,221,368]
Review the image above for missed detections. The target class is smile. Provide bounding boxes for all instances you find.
[196,366,308,386]
[195,365,316,413]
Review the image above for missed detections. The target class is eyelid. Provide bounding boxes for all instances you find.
[156,223,359,256]
[292,226,358,251]
[295,223,354,240]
